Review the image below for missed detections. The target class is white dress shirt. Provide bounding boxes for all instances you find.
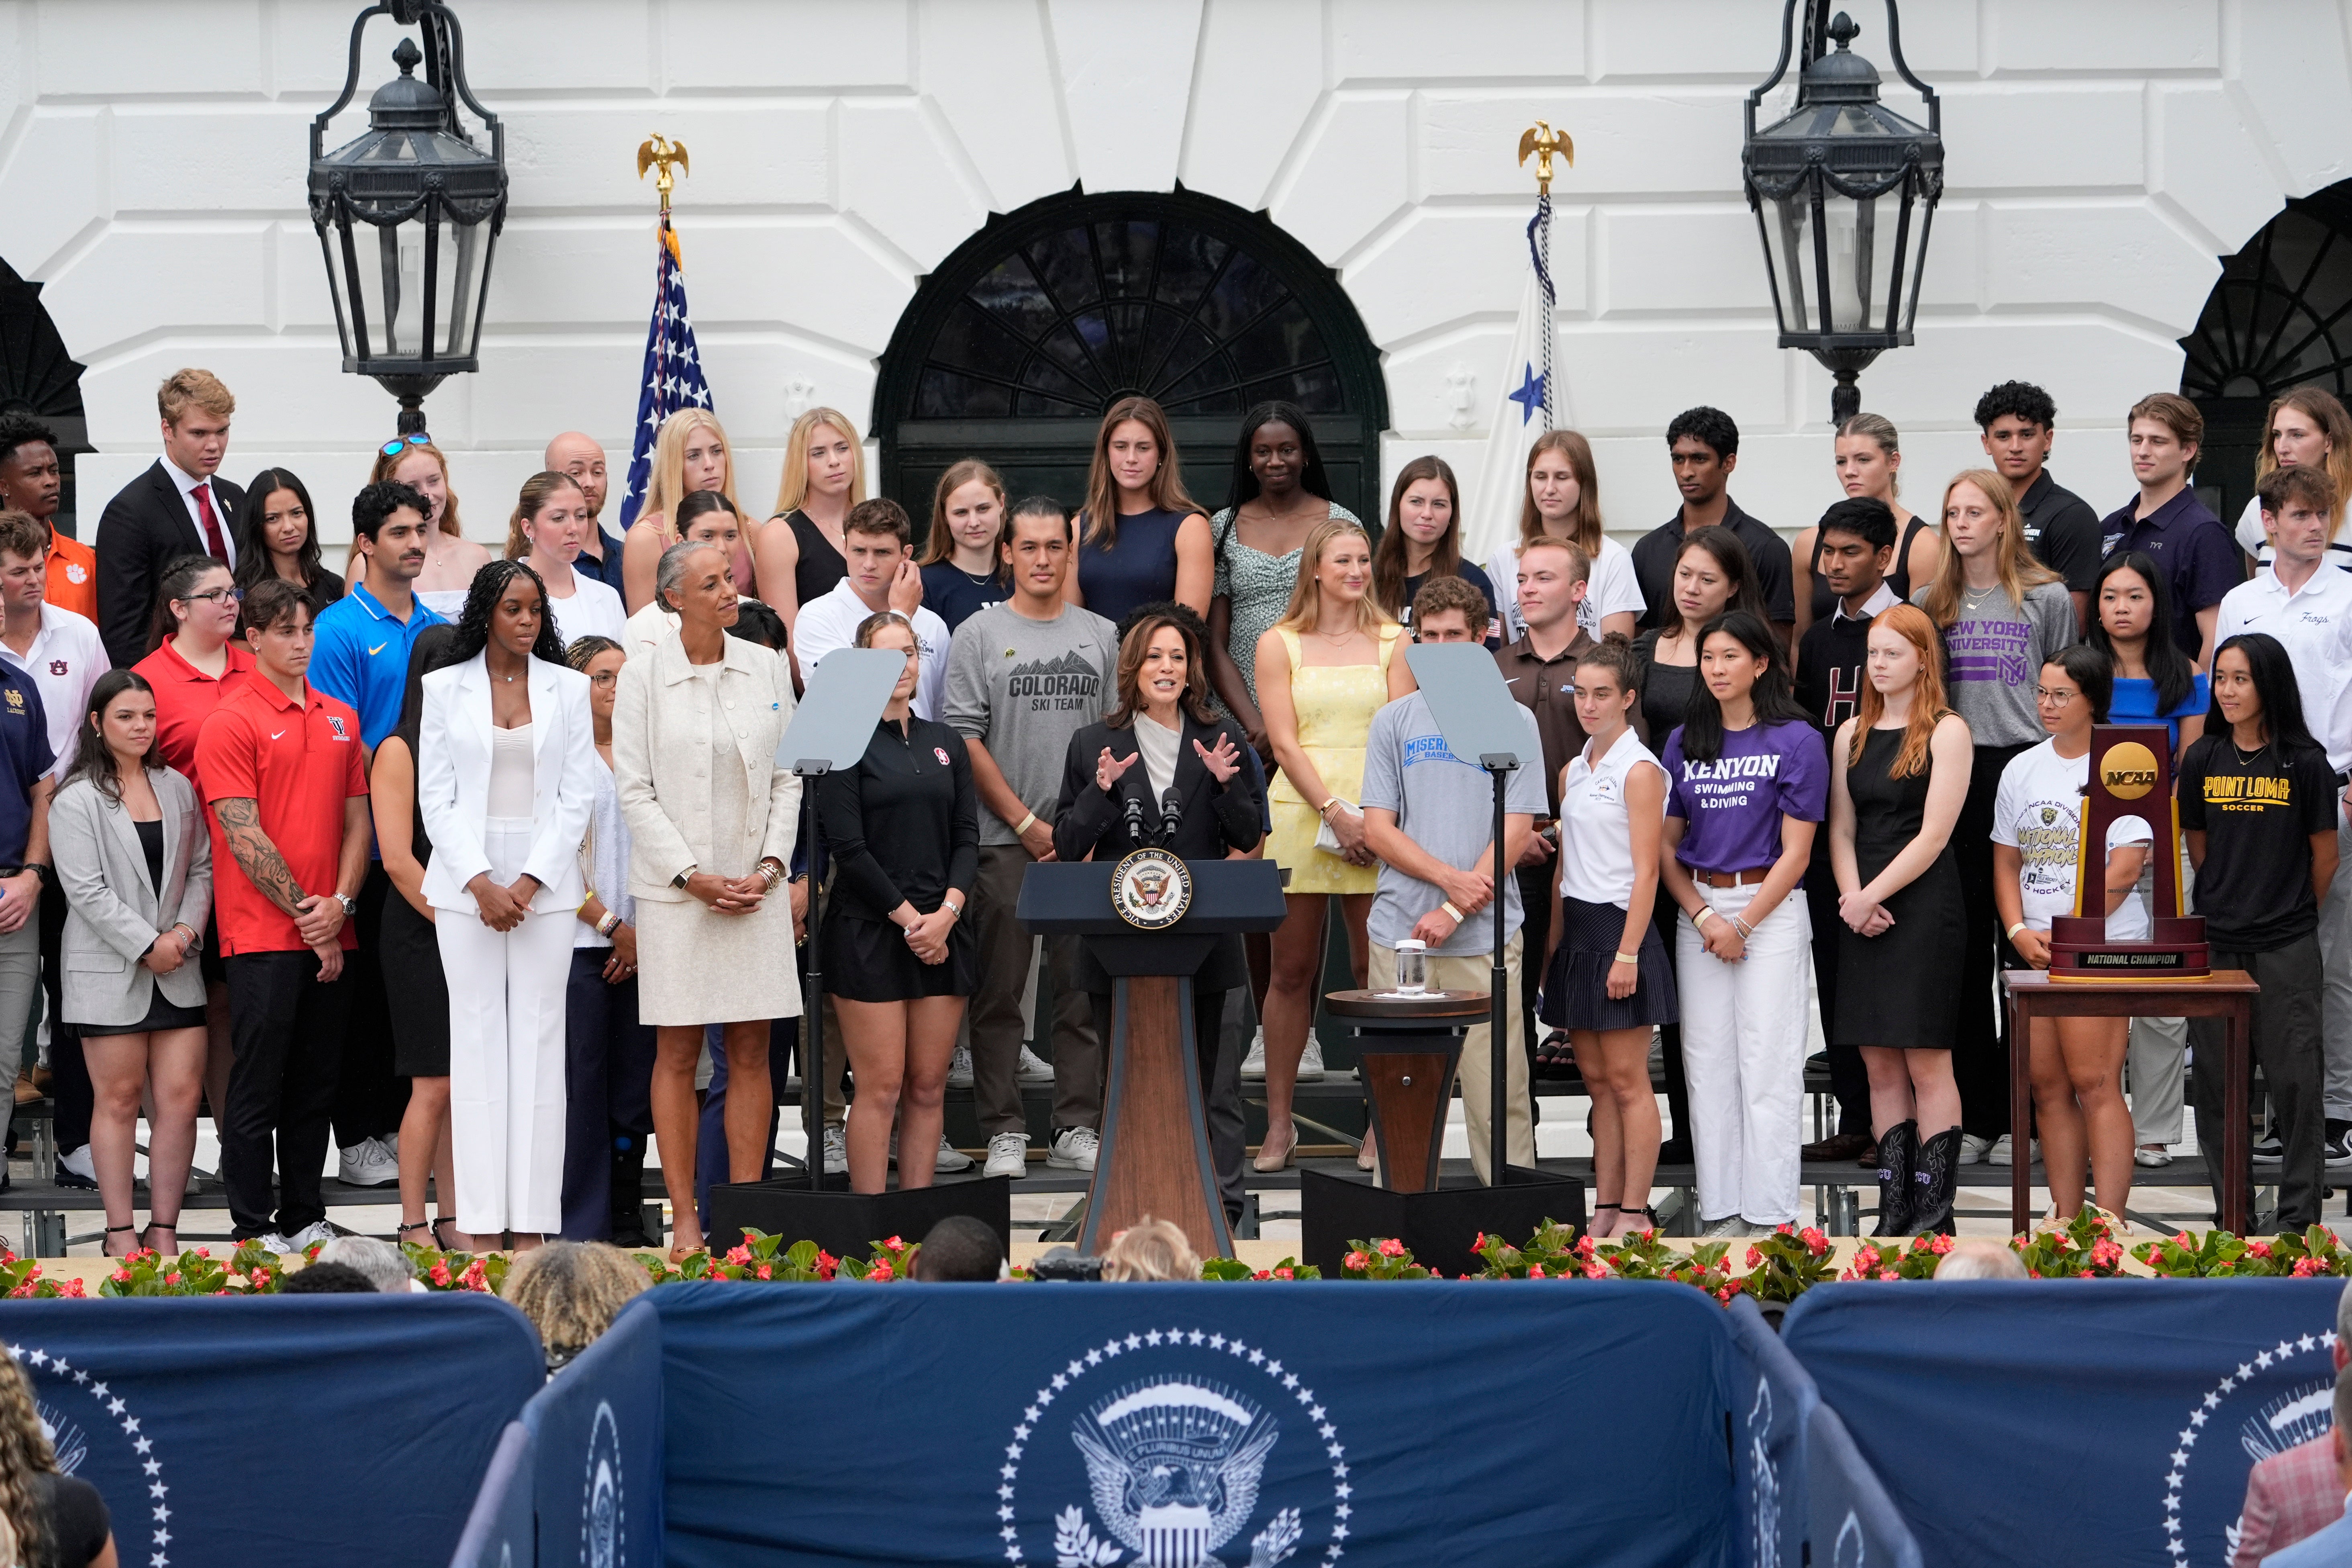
[2215,560,2352,772]
[790,578,949,721]
[0,604,110,777]
[162,457,237,568]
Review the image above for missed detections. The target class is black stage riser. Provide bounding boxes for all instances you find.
[706,1176,1013,1262]
[1299,1167,1585,1279]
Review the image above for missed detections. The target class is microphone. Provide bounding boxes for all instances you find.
[1122,790,1149,845]
[1158,787,1184,847]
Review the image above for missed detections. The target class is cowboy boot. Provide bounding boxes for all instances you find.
[1910,1126,1964,1236]
[1869,1120,1917,1237]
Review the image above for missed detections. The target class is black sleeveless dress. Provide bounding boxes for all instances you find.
[1833,726,1965,1049]
[381,737,453,1077]
[782,509,847,608]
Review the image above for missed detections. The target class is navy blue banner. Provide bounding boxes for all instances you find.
[1724,1298,1817,1568]
[1806,1405,1921,1568]
[647,1280,1742,1567]
[1784,1280,2346,1568]
[2,1294,543,1568]
[521,1296,665,1568]
[452,1423,535,1568]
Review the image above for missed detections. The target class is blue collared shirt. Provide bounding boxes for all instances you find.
[574,527,629,592]
[309,582,446,749]
[0,665,51,867]
[2099,486,2242,659]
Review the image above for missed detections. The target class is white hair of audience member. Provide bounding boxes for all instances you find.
[1932,1240,2028,1281]
[315,1235,421,1293]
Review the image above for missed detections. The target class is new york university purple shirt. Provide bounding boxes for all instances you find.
[1662,719,1829,875]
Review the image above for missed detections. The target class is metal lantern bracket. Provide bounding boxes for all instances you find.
[311,0,502,162]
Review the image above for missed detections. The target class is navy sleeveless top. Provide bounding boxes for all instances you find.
[1076,506,1189,629]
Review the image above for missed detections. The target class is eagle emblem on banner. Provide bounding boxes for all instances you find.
[1068,1379,1289,1568]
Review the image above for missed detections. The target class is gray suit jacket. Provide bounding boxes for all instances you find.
[52,768,211,1029]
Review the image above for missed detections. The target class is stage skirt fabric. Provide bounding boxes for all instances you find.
[819,910,976,1002]
[1539,896,1679,1033]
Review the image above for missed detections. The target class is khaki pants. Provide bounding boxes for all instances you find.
[969,844,1101,1137]
[1370,932,1533,1184]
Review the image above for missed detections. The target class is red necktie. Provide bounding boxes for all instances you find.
[192,483,227,563]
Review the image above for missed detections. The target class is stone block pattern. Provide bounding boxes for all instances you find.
[0,0,2346,547]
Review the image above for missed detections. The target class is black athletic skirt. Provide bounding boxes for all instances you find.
[820,912,976,1003]
[1538,896,1679,1033]
[382,887,451,1076]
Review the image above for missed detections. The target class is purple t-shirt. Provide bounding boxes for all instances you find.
[1662,720,1829,874]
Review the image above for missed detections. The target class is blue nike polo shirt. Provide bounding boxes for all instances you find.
[309,581,446,749]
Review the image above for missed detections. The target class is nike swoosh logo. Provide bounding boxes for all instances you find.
[368,642,390,656]
[270,729,287,740]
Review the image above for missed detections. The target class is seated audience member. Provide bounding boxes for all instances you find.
[1099,1217,1201,1282]
[281,1260,377,1294]
[1930,1239,2026,1280]
[791,498,949,717]
[499,1241,650,1373]
[2264,1372,2352,1566]
[1360,576,1545,1185]
[0,412,97,621]
[912,1215,1005,1281]
[0,1354,113,1568]
[2183,633,2337,1234]
[2236,1281,2352,1566]
[315,1233,417,1292]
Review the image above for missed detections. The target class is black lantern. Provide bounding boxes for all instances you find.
[1742,2,1942,423]
[308,2,506,434]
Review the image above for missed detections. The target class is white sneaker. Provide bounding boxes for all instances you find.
[947,1045,975,1088]
[1987,1135,2038,1167]
[337,1136,399,1188]
[1016,1045,1054,1085]
[1957,1133,1993,1165]
[1296,1031,1325,1082]
[933,1135,975,1174]
[1241,1028,1267,1080]
[984,1131,1029,1179]
[1700,1215,1753,1238]
[252,1231,298,1256]
[56,1144,96,1188]
[284,1220,337,1252]
[1047,1126,1100,1172]
[822,1124,847,1176]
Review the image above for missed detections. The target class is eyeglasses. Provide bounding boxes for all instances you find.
[379,433,434,458]
[2032,687,2079,705]
[183,587,244,606]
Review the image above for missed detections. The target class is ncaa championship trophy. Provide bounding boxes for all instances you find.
[2046,724,2209,982]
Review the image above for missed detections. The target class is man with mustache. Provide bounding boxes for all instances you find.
[304,482,445,1190]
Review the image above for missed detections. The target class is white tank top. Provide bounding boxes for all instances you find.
[487,723,535,819]
[1558,727,1664,909]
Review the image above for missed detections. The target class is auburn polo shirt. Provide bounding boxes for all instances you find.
[195,676,366,955]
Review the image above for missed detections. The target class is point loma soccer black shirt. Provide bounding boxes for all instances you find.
[2177,734,2339,952]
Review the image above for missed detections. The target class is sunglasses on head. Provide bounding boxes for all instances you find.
[380,433,434,457]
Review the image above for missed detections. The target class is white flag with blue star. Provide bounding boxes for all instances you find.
[1462,197,1560,566]
[617,212,714,531]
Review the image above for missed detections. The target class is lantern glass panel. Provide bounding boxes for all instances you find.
[346,212,430,361]
[442,214,487,357]
[1823,192,1903,335]
[1770,191,1813,333]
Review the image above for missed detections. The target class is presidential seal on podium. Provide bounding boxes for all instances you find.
[2047,723,2210,982]
[1111,847,1192,930]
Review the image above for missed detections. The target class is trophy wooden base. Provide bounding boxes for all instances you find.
[2045,914,2210,983]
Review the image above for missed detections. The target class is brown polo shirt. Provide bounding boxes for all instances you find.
[1493,628,1593,815]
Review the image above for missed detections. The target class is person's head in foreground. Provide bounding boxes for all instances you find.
[281,1261,378,1294]
[500,1241,649,1372]
[1932,1240,2027,1280]
[1100,1217,1200,1282]
[315,1234,417,1292]
[912,1215,1005,1281]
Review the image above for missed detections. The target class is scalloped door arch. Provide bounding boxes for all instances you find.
[0,257,88,530]
[875,187,1389,526]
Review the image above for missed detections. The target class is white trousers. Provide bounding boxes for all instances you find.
[437,819,572,1235]
[1676,884,1811,1226]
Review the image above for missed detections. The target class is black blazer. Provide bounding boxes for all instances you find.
[1055,712,1264,993]
[96,461,244,667]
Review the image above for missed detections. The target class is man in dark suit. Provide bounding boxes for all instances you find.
[95,368,243,668]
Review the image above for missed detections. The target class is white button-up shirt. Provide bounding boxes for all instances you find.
[2215,561,2352,772]
[790,578,949,721]
[161,456,237,568]
[0,603,110,777]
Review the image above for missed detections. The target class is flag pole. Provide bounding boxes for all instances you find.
[1517,122,1571,431]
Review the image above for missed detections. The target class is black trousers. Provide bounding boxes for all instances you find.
[224,950,348,1238]
[1516,861,1554,1113]
[559,949,658,1241]
[1650,898,1693,1152]
[2193,937,2325,1231]
[1807,848,1871,1135]
[39,876,90,1153]
[1090,985,1242,1222]
[330,864,407,1147]
[1954,742,2031,1138]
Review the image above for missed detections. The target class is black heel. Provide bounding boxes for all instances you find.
[102,1223,137,1259]
[396,1220,431,1243]
[433,1217,462,1251]
[140,1222,179,1254]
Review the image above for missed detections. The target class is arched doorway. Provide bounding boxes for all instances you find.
[0,258,88,531]
[875,187,1389,526]
[2179,179,2352,525]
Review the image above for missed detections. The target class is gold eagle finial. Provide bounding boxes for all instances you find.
[1518,121,1573,194]
[636,134,690,210]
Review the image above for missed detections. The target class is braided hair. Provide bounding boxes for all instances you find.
[445,559,568,667]
[0,1354,56,1567]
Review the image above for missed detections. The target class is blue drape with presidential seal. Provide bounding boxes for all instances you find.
[1784,1279,2346,1567]
[2,1294,543,1567]
[647,1280,1742,1566]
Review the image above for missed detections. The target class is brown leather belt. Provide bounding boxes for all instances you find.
[1695,868,1770,888]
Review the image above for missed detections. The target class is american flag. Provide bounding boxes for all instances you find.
[617,213,713,530]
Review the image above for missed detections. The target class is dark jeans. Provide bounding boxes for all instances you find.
[224,950,349,1238]
[559,949,658,1241]
[41,876,89,1153]
[1955,742,2031,1138]
[331,864,408,1147]
[1807,849,1870,1135]
[1090,984,1242,1221]
[694,1016,794,1225]
[2193,937,2325,1231]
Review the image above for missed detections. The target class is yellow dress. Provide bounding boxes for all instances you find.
[1266,623,1400,895]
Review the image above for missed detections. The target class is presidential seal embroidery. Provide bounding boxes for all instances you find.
[1112,847,1190,931]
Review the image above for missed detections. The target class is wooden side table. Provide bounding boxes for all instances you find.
[1324,989,1488,1192]
[2002,970,2259,1234]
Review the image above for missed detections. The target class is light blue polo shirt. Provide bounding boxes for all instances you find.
[309,581,445,749]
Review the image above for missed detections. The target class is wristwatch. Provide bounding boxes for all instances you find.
[337,893,358,919]
[671,864,697,890]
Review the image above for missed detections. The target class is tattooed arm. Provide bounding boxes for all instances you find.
[211,797,307,917]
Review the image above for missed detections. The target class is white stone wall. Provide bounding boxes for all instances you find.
[1,0,2344,549]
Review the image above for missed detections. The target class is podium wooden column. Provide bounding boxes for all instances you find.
[1017,860,1286,1261]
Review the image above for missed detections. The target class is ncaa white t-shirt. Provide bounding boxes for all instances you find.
[1990,737,2154,938]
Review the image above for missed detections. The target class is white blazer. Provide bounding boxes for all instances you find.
[416,651,600,914]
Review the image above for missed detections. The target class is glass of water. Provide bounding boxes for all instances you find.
[1393,939,1428,996]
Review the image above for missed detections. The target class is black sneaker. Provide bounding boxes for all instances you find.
[2327,1123,2352,1175]
[2252,1133,2284,1170]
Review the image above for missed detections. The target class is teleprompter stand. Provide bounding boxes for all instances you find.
[1299,643,1582,1278]
[706,647,1011,1259]
[1018,859,1287,1261]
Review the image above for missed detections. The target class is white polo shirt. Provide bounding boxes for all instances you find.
[0,603,110,777]
[2215,561,2352,772]
[789,578,949,721]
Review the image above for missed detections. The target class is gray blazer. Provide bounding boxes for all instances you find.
[52,768,211,1029]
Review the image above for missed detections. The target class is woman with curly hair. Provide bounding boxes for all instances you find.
[418,560,601,1250]
[0,1353,113,1566]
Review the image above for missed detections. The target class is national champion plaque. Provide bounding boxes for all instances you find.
[2046,723,2209,982]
